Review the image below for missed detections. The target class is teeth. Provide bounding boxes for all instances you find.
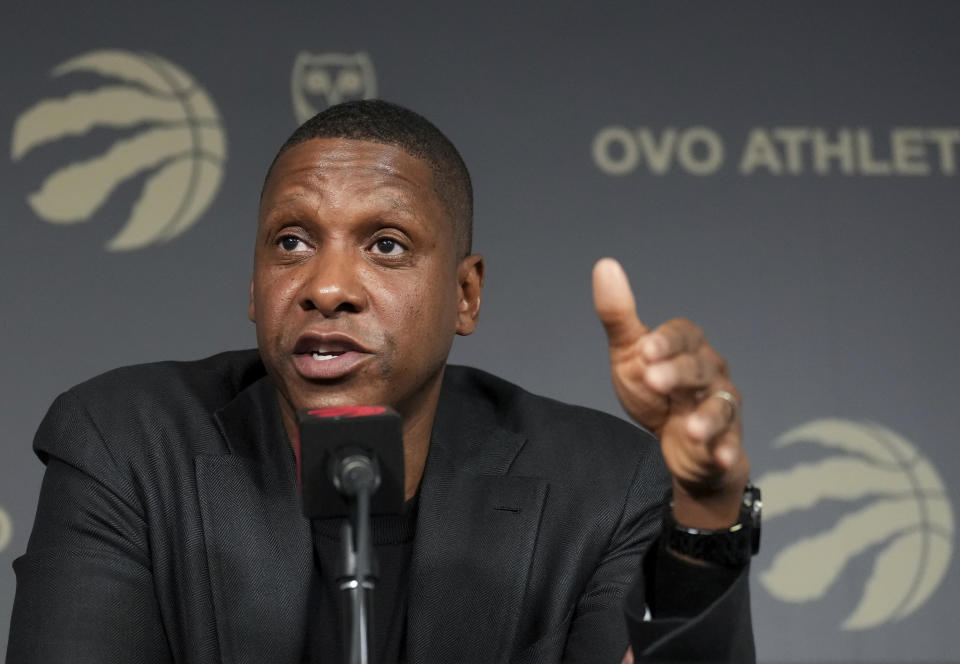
[311,351,338,361]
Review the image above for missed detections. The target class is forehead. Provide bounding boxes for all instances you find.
[261,137,439,212]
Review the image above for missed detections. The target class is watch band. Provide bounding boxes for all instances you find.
[662,484,762,567]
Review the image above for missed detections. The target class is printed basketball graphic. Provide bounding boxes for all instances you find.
[0,506,11,553]
[756,419,954,629]
[291,51,376,124]
[10,50,227,251]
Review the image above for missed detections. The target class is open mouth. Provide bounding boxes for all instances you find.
[311,350,346,361]
[292,333,371,380]
[293,333,366,357]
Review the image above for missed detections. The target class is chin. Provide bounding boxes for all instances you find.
[293,380,392,411]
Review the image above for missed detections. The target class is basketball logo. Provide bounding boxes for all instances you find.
[10,50,227,251]
[291,51,376,124]
[756,419,954,629]
[0,506,11,553]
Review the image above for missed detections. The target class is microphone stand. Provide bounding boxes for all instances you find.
[335,454,380,664]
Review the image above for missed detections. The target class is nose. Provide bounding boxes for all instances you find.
[300,245,366,316]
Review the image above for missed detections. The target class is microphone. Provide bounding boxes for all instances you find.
[333,451,380,497]
[297,405,405,664]
[298,405,405,520]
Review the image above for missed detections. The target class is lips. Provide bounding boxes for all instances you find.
[291,332,372,380]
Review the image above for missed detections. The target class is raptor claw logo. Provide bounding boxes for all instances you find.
[0,506,11,553]
[756,418,954,630]
[10,49,227,251]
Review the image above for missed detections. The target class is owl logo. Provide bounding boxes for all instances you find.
[291,51,377,124]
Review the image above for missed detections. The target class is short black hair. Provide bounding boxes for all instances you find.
[264,99,474,256]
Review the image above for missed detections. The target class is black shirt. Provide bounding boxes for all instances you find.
[304,496,419,664]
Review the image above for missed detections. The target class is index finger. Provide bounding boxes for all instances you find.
[592,258,650,350]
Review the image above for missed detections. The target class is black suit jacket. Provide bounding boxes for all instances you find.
[8,350,752,663]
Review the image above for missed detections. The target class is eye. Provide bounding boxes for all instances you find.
[370,237,406,255]
[278,235,310,252]
[337,70,363,94]
[305,70,331,94]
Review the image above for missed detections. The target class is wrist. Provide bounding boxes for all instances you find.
[671,477,746,529]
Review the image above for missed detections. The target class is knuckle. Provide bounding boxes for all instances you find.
[677,317,704,339]
[695,357,707,383]
[701,344,727,374]
[718,356,729,376]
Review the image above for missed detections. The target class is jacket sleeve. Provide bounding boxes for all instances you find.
[555,447,668,663]
[6,391,173,664]
[626,544,755,663]
[560,449,756,664]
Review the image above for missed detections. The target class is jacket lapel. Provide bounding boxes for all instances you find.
[407,374,549,663]
[196,377,312,664]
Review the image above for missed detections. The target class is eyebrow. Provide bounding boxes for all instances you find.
[387,196,419,217]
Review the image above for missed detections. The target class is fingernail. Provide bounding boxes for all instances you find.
[688,414,708,439]
[643,336,665,359]
[646,364,671,390]
[716,445,736,468]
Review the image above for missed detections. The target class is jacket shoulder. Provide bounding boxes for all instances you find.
[35,349,266,466]
[68,349,265,412]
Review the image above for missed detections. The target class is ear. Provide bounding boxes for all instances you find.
[247,278,256,323]
[455,254,484,336]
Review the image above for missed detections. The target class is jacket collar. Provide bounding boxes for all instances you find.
[198,375,313,664]
[406,368,549,663]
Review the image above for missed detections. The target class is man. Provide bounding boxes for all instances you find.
[8,100,755,663]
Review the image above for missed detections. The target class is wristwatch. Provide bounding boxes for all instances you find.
[662,484,762,567]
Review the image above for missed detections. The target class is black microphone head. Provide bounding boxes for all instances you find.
[297,406,405,519]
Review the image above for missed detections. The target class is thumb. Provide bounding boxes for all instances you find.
[592,258,649,350]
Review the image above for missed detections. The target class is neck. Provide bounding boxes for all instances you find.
[397,389,439,501]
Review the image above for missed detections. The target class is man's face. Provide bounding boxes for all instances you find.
[250,138,482,436]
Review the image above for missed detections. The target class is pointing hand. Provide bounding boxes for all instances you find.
[592,258,749,527]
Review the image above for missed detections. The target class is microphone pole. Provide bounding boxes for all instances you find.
[334,453,379,664]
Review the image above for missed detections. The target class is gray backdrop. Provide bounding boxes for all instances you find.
[2,2,958,662]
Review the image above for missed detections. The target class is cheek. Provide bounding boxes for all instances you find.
[378,294,422,340]
[408,273,457,325]
[255,273,301,331]
[376,277,454,347]
[410,283,459,348]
